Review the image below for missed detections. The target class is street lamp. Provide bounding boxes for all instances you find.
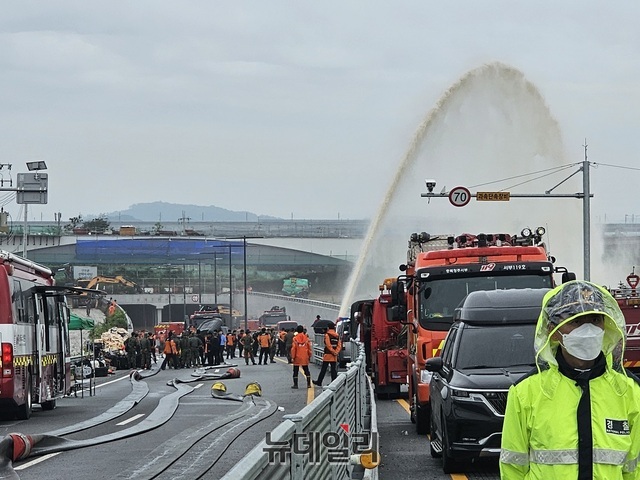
[229,244,233,328]
[26,161,47,171]
[182,262,187,322]
[214,256,218,304]
[54,211,62,236]
[22,161,48,258]
[243,235,248,332]
[221,235,262,332]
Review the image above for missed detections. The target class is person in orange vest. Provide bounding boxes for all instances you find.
[226,331,236,359]
[108,299,117,316]
[313,322,342,386]
[278,329,287,357]
[290,325,313,389]
[161,332,179,370]
[257,328,271,365]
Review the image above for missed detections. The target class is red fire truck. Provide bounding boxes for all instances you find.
[154,322,185,343]
[388,228,574,434]
[0,251,74,419]
[351,278,408,399]
[609,269,640,372]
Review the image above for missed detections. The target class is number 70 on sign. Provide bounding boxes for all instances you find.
[448,186,471,207]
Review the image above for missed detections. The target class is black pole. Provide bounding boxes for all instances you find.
[214,256,218,304]
[182,263,186,322]
[243,236,248,331]
[229,245,233,329]
[198,260,201,304]
[168,274,172,322]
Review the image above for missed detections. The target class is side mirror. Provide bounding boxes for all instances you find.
[388,305,405,322]
[555,266,576,283]
[390,280,406,307]
[425,356,443,372]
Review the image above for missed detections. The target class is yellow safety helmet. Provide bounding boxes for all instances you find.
[211,382,227,396]
[244,382,262,397]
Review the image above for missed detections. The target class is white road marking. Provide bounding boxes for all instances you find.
[94,374,131,389]
[194,383,204,389]
[116,413,145,426]
[15,452,61,470]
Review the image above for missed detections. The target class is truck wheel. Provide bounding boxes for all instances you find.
[375,384,389,400]
[41,399,56,411]
[16,375,32,420]
[415,392,430,435]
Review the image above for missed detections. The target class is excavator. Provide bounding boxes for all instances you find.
[72,276,142,307]
[76,276,142,292]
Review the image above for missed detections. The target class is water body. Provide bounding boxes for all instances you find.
[340,62,584,317]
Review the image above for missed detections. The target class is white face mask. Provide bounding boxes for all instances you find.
[560,322,605,361]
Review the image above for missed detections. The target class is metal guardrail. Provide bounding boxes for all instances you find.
[313,333,325,365]
[221,341,378,480]
[248,291,341,310]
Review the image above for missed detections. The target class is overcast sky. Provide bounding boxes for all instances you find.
[1,2,639,225]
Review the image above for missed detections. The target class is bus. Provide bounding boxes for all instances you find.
[0,251,74,419]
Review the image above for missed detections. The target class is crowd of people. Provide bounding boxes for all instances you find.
[123,317,343,390]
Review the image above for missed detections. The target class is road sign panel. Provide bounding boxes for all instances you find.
[448,186,471,207]
[477,191,510,201]
[16,172,48,204]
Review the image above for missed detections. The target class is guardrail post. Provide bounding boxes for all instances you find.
[283,413,305,480]
[313,333,324,365]
[360,344,367,433]
[327,379,352,480]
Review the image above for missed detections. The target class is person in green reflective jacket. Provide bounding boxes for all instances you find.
[500,281,640,480]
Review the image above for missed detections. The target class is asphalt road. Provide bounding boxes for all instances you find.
[1,355,312,479]
[376,396,501,480]
[0,358,502,480]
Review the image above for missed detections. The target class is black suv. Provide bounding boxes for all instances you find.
[425,288,548,473]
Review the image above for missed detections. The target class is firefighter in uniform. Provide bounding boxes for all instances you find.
[179,333,190,368]
[242,330,256,365]
[237,330,245,357]
[257,328,271,365]
[284,328,295,363]
[125,332,140,369]
[278,329,287,357]
[313,322,341,386]
[226,331,236,359]
[500,281,640,480]
[139,332,152,370]
[188,332,203,367]
[269,328,277,363]
[290,325,313,389]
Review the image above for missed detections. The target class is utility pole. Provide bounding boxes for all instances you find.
[178,211,191,236]
[228,245,233,328]
[421,156,594,280]
[582,141,591,281]
[17,162,49,259]
[243,235,248,332]
[22,204,28,258]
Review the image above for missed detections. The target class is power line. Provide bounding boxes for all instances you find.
[593,162,640,172]
[469,163,580,190]
[504,166,580,192]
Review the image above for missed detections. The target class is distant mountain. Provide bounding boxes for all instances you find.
[99,202,281,223]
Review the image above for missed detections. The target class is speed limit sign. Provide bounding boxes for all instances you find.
[448,186,471,207]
